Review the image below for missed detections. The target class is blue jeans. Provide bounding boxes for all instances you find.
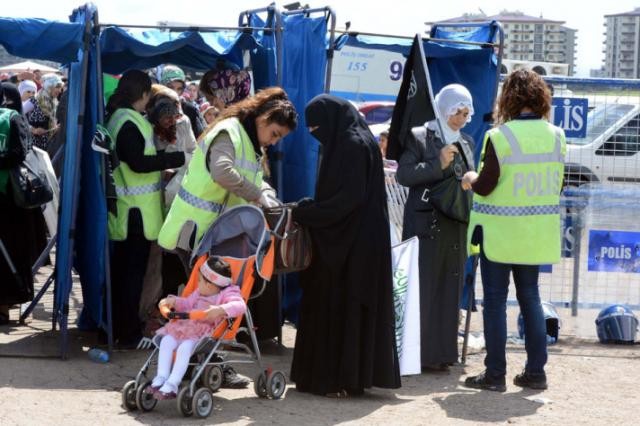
[480,250,547,378]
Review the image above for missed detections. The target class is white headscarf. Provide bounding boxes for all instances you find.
[42,73,63,92]
[427,84,474,144]
[18,79,37,97]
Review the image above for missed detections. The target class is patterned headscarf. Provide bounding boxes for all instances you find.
[200,69,252,108]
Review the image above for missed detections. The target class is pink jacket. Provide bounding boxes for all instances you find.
[156,286,246,341]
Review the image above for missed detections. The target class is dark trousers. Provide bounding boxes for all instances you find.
[110,232,151,344]
[480,250,547,378]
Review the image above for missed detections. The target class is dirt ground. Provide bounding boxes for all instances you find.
[1,277,639,425]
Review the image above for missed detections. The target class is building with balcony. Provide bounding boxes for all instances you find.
[603,8,640,78]
[426,10,578,75]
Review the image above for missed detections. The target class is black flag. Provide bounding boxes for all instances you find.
[387,34,436,161]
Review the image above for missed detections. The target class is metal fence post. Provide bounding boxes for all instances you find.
[571,209,582,317]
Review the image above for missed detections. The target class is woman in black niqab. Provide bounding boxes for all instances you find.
[290,94,401,396]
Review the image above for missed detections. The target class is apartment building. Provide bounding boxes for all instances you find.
[427,11,578,75]
[603,8,640,78]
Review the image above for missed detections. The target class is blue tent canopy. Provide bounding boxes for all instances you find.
[0,18,84,63]
[99,27,260,73]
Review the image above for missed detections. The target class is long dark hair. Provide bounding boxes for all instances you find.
[105,69,152,117]
[199,87,297,141]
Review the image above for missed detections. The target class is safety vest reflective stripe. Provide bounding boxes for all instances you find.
[197,135,260,176]
[472,202,560,216]
[177,187,225,213]
[115,181,163,197]
[499,124,565,165]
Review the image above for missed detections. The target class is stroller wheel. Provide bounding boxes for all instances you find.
[203,365,224,392]
[177,386,193,417]
[266,370,287,399]
[253,371,268,398]
[121,380,138,411]
[135,381,158,412]
[192,388,214,418]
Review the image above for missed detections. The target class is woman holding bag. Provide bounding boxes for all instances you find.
[396,84,475,371]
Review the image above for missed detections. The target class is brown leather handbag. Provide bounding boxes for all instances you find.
[264,204,312,274]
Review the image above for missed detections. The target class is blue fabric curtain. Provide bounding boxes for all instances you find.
[99,27,258,73]
[249,14,278,89]
[278,14,327,203]
[73,7,106,331]
[54,5,98,339]
[277,14,328,325]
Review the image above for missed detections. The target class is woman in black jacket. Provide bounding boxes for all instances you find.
[396,84,475,371]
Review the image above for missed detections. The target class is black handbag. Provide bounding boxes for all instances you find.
[421,142,473,223]
[9,148,53,209]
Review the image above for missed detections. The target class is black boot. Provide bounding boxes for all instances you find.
[464,371,506,392]
[513,370,548,390]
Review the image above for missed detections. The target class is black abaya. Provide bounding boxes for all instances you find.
[290,95,401,395]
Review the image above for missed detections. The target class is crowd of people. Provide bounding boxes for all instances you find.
[1,62,564,401]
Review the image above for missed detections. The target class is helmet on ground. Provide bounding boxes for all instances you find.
[518,301,561,345]
[595,304,638,344]
[160,65,186,85]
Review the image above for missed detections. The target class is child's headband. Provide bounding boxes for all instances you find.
[200,261,232,287]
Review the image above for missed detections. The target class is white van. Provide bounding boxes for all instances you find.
[564,103,640,186]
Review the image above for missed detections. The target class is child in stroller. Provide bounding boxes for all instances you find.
[122,204,287,418]
[150,256,246,400]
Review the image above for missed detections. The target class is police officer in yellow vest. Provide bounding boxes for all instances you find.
[158,86,297,256]
[461,69,565,392]
[106,70,185,347]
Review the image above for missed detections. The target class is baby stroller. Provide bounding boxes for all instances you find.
[121,205,286,418]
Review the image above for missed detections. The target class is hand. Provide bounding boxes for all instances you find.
[32,127,47,136]
[439,144,459,170]
[159,296,176,309]
[258,193,281,208]
[461,171,479,191]
[205,306,225,321]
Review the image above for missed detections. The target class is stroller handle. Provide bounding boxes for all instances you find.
[163,309,208,321]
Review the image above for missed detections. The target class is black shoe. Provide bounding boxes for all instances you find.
[464,371,507,392]
[221,366,250,389]
[513,370,548,390]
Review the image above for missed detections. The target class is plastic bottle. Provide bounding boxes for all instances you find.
[88,347,110,363]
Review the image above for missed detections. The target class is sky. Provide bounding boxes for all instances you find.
[5,0,640,76]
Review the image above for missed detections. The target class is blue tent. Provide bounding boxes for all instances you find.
[1,5,501,355]
[0,5,99,358]
[338,22,501,159]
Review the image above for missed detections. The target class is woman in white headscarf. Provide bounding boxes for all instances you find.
[26,73,63,150]
[396,83,476,371]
